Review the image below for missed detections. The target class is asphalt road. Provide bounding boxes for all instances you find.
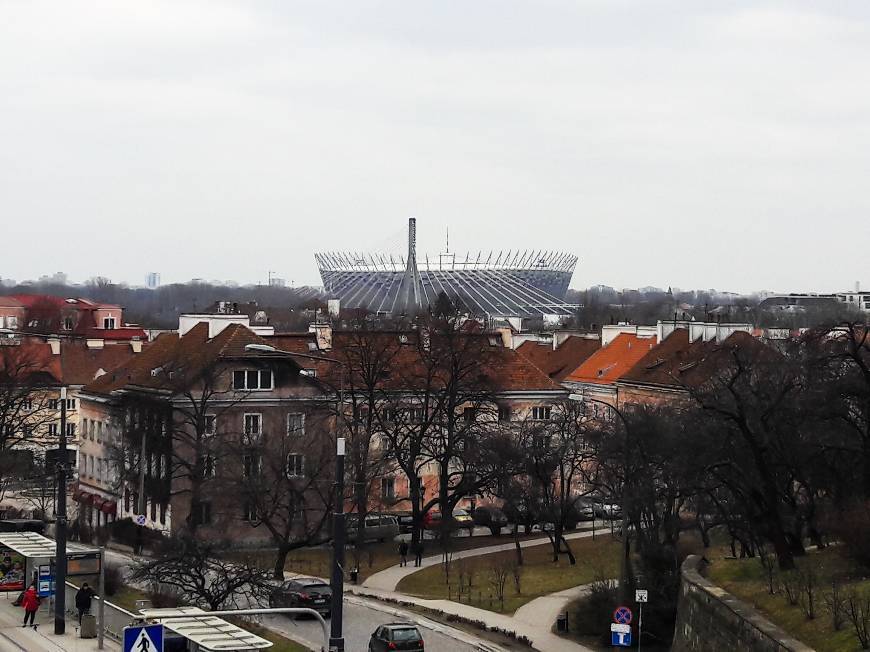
[261,595,485,652]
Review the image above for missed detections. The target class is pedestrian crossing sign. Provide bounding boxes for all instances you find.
[124,624,164,652]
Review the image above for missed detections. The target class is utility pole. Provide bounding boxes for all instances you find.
[54,387,68,635]
[136,422,147,554]
[329,437,346,651]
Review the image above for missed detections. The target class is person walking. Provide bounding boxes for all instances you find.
[75,582,96,625]
[398,540,409,567]
[413,539,425,567]
[21,584,39,628]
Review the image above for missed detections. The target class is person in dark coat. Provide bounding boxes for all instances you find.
[397,540,409,567]
[413,539,425,567]
[75,582,96,624]
[21,585,39,627]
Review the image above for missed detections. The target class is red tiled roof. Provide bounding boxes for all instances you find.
[516,337,601,382]
[564,333,658,385]
[0,337,141,386]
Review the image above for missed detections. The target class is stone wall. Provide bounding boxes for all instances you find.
[672,555,815,652]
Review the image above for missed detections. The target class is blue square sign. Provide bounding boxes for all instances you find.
[612,630,632,647]
[124,624,164,652]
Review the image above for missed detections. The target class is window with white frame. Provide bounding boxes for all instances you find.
[65,398,75,411]
[286,454,305,478]
[243,452,262,478]
[49,399,59,410]
[233,369,273,391]
[66,423,75,437]
[203,455,216,478]
[96,421,102,443]
[48,423,58,436]
[243,414,262,443]
[287,413,305,437]
[531,406,552,421]
[103,316,116,329]
[88,456,94,477]
[498,405,511,422]
[242,502,257,522]
[381,477,395,500]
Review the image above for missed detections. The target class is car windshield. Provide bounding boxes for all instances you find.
[391,628,421,641]
[302,583,330,590]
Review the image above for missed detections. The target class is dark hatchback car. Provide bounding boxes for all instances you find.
[269,577,332,617]
[369,623,424,651]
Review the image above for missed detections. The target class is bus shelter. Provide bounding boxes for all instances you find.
[0,531,101,595]
[139,607,273,651]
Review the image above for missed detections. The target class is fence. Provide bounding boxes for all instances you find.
[64,580,139,642]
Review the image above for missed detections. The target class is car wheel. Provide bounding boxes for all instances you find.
[324,611,331,619]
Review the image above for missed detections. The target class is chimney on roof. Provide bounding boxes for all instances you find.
[131,339,142,353]
[48,338,61,355]
[309,322,332,351]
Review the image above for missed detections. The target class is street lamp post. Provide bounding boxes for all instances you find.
[568,393,632,603]
[329,437,346,652]
[243,343,348,650]
[55,386,68,635]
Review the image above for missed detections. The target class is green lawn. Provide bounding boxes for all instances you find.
[230,529,588,583]
[706,546,870,652]
[396,535,620,614]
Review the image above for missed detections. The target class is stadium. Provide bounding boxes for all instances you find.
[315,219,578,319]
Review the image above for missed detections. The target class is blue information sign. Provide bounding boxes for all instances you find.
[123,624,164,652]
[612,630,632,647]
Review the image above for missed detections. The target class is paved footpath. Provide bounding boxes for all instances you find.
[0,593,120,652]
[353,529,601,652]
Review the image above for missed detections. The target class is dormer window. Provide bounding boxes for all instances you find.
[233,369,273,390]
[103,317,116,329]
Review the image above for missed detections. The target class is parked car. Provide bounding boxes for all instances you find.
[453,509,475,532]
[594,502,622,520]
[472,506,508,535]
[369,623,425,652]
[394,512,415,534]
[571,498,596,522]
[346,513,400,542]
[268,577,332,617]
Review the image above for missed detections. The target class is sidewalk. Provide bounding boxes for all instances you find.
[0,592,120,652]
[352,529,601,652]
[362,528,597,591]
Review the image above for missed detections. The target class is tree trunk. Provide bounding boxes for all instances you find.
[273,546,290,580]
[561,536,576,565]
[513,526,524,566]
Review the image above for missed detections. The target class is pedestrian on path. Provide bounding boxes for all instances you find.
[75,582,96,624]
[413,539,425,567]
[21,584,39,627]
[398,540,409,567]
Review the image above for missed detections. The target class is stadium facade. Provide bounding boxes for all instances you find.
[315,219,578,319]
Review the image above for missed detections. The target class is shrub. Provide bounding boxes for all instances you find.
[102,563,123,597]
[567,577,618,642]
[845,588,870,649]
[824,580,847,631]
[827,502,870,571]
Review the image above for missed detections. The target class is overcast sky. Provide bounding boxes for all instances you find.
[2,1,868,294]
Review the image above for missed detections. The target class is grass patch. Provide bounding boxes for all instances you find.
[227,529,593,583]
[706,546,870,652]
[396,535,620,614]
[228,619,313,652]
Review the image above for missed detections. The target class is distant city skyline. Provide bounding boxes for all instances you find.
[2,3,869,294]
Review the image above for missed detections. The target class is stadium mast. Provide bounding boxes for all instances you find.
[395,217,424,314]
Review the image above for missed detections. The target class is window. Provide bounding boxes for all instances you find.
[531,406,552,421]
[233,369,273,390]
[66,423,75,437]
[48,423,58,436]
[21,398,32,411]
[532,434,551,450]
[463,407,477,423]
[287,413,305,437]
[381,477,395,500]
[286,454,305,478]
[203,415,217,437]
[243,453,262,478]
[103,316,116,329]
[6,316,17,329]
[49,399,59,410]
[498,405,511,422]
[88,456,94,478]
[300,368,316,378]
[203,455,216,478]
[89,420,95,440]
[243,414,262,443]
[191,501,212,526]
[63,317,74,331]
[65,398,75,411]
[408,407,425,424]
[96,421,103,443]
[242,502,258,522]
[82,418,89,437]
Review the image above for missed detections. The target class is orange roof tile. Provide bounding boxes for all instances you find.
[564,333,658,385]
[517,337,601,382]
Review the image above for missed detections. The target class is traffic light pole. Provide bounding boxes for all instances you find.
[55,387,68,635]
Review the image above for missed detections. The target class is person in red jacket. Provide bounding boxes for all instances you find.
[21,584,39,627]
